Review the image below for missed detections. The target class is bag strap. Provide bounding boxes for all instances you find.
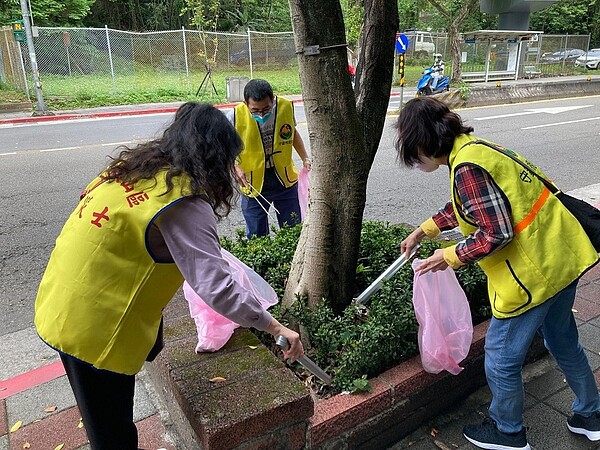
[460,140,560,195]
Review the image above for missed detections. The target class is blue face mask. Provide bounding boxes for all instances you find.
[251,111,272,125]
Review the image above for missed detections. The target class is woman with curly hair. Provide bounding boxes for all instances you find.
[35,102,303,450]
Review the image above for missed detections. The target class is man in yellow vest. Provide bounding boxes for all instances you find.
[34,102,304,450]
[395,97,600,450]
[229,79,311,238]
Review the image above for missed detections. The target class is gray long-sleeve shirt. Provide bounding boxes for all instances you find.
[150,196,273,330]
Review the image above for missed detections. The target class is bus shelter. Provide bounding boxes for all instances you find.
[460,30,543,82]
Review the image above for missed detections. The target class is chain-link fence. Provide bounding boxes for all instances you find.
[11,26,296,101]
[2,26,594,101]
[0,27,29,96]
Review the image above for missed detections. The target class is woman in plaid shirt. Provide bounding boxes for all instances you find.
[395,96,599,450]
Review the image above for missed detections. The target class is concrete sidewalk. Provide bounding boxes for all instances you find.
[0,328,180,450]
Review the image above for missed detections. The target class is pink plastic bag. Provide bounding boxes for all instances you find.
[297,167,310,221]
[184,249,278,352]
[411,259,473,375]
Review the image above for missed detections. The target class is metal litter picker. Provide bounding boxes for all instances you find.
[352,244,421,317]
[276,335,332,385]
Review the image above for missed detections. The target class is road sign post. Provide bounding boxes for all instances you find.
[395,34,408,111]
[11,20,25,43]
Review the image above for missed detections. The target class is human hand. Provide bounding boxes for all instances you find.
[265,319,304,362]
[400,227,426,258]
[234,165,248,187]
[414,248,448,274]
[302,158,312,171]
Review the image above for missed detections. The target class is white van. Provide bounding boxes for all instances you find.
[404,31,436,57]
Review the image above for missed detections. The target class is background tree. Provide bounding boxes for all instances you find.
[282,0,398,314]
[85,0,188,31]
[0,0,94,26]
[182,0,292,32]
[426,0,479,81]
[340,0,364,51]
[530,0,600,47]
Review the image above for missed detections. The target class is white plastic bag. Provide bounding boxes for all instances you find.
[184,249,278,352]
[411,259,473,375]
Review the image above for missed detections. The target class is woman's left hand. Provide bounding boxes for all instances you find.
[415,249,448,274]
[302,158,312,171]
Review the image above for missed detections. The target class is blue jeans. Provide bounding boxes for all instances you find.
[241,167,301,238]
[486,281,600,433]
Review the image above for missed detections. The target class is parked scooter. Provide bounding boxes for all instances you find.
[416,67,450,96]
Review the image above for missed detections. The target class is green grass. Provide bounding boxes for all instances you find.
[0,82,29,103]
[36,66,303,110]
[3,64,444,110]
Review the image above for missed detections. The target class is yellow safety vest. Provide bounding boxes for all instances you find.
[449,134,598,318]
[235,97,298,197]
[35,172,193,374]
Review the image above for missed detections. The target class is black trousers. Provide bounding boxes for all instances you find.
[60,352,138,450]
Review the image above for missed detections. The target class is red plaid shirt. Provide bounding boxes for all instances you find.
[433,164,514,264]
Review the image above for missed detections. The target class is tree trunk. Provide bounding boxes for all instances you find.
[449,23,462,82]
[427,0,478,83]
[283,0,398,314]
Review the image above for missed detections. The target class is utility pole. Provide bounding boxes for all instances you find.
[19,0,50,114]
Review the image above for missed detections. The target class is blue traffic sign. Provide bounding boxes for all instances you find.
[395,34,409,54]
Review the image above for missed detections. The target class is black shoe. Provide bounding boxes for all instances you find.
[567,411,600,441]
[463,417,531,450]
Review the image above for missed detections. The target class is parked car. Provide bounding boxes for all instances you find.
[540,48,585,63]
[575,50,600,70]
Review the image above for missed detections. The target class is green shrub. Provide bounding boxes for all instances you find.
[220,221,489,393]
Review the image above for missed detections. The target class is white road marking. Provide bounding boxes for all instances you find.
[40,146,79,153]
[521,116,600,130]
[101,141,133,147]
[0,152,17,156]
[475,105,594,121]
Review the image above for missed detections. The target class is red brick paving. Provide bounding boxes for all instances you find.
[577,280,600,304]
[5,403,173,450]
[8,406,88,450]
[136,414,176,450]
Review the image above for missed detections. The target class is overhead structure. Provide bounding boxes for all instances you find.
[480,0,558,30]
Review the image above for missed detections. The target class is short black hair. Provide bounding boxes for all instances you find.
[394,96,474,167]
[244,79,274,103]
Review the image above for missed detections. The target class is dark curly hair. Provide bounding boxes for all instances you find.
[104,102,242,219]
[394,96,474,167]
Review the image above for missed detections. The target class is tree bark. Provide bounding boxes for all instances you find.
[283,0,398,314]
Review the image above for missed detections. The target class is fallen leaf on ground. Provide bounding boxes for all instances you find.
[22,442,31,449]
[10,420,23,432]
[209,376,227,383]
[77,418,84,428]
[433,440,452,450]
[0,387,7,391]
[248,345,258,350]
[430,427,439,437]
[44,406,58,413]
[54,444,65,450]
[572,308,578,313]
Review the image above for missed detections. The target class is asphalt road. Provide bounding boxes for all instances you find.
[1,95,599,336]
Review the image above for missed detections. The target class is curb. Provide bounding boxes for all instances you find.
[0,98,310,126]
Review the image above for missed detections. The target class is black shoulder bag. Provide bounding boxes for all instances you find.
[462,140,600,252]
